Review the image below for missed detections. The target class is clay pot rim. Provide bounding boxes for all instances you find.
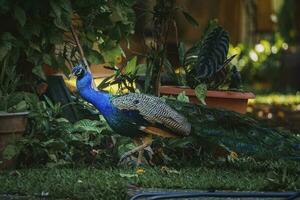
[0,111,30,117]
[159,85,255,100]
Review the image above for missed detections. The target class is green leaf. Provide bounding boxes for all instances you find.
[163,58,174,74]
[7,100,28,112]
[182,11,199,27]
[119,0,137,7]
[187,22,230,88]
[44,95,54,109]
[135,64,146,76]
[119,173,138,178]
[48,154,58,162]
[0,41,11,61]
[14,6,26,26]
[50,0,61,18]
[55,117,69,123]
[49,32,64,44]
[29,42,41,52]
[195,84,207,105]
[102,45,123,65]
[177,91,189,103]
[118,142,136,157]
[1,32,16,41]
[86,50,104,64]
[32,65,46,81]
[43,54,52,65]
[49,0,71,31]
[86,32,97,41]
[97,75,113,90]
[53,17,68,31]
[124,56,137,74]
[178,42,185,66]
[60,0,72,12]
[3,144,19,160]
[43,139,66,151]
[109,25,123,41]
[0,32,14,61]
[74,119,104,134]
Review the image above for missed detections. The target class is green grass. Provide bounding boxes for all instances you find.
[0,160,299,200]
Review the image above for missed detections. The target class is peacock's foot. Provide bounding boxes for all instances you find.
[118,142,150,167]
[118,152,134,165]
[118,154,137,167]
[118,148,153,167]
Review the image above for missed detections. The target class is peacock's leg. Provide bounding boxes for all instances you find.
[136,148,144,166]
[118,142,149,164]
[134,138,144,166]
[119,135,152,166]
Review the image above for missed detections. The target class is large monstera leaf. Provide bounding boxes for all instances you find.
[187,23,229,88]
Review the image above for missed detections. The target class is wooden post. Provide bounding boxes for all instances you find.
[218,0,243,44]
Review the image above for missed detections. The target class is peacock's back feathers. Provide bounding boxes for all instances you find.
[111,93,191,137]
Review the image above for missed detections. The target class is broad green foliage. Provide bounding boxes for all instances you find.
[4,96,115,167]
[168,21,241,90]
[228,34,286,89]
[98,56,140,93]
[124,56,137,75]
[191,22,229,79]
[184,21,240,89]
[0,0,136,79]
[0,58,36,112]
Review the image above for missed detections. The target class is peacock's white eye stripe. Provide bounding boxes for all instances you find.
[75,68,83,76]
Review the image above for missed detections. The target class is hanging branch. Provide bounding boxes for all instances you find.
[70,25,98,90]
[70,25,89,69]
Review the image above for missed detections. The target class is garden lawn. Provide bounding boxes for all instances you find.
[0,162,299,200]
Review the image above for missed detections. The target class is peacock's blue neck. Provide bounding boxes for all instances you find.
[77,84,113,116]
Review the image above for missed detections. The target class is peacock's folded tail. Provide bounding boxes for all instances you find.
[166,99,300,159]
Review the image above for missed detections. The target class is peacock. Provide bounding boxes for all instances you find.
[71,65,300,165]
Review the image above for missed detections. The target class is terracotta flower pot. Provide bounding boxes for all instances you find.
[159,86,255,114]
[43,64,59,76]
[0,112,29,170]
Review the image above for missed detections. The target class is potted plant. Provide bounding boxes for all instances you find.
[0,61,31,169]
[159,21,255,113]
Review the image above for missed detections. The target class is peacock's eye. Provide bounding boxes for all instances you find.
[75,68,84,77]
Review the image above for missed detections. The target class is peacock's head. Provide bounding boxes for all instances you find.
[71,65,92,89]
[71,65,86,79]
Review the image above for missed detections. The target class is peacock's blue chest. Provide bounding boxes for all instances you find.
[78,87,143,138]
[103,108,143,138]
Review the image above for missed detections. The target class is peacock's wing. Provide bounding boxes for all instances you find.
[111,93,191,137]
[165,99,300,159]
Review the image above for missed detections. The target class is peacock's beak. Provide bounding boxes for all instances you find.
[68,72,75,79]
